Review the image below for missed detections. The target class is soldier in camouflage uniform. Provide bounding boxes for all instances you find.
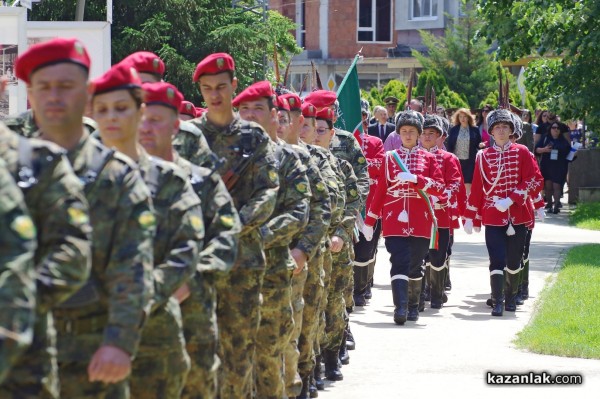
[0,158,37,384]
[233,84,310,398]
[0,83,92,399]
[90,74,204,398]
[187,53,279,399]
[137,81,241,399]
[278,94,332,398]
[12,38,155,398]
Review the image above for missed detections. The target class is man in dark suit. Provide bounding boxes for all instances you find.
[368,105,395,142]
[384,96,399,124]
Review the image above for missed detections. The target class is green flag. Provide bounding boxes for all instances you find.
[335,55,362,134]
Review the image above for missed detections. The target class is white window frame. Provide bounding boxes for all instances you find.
[410,0,439,21]
[356,0,393,44]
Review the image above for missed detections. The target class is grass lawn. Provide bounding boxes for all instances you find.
[515,244,600,359]
[570,202,600,230]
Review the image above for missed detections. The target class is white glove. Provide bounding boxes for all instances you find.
[494,197,514,212]
[474,226,481,233]
[397,172,417,183]
[362,225,374,241]
[430,195,439,204]
[463,219,473,234]
[536,208,546,222]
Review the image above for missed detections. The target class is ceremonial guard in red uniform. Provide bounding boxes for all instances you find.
[363,111,444,325]
[419,115,463,309]
[463,109,543,316]
[352,127,385,307]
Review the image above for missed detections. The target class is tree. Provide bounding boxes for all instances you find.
[474,0,600,128]
[415,69,469,110]
[29,0,301,104]
[413,6,499,108]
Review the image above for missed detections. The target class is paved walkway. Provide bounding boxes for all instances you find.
[323,205,600,398]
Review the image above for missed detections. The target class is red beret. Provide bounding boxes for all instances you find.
[301,102,317,118]
[142,82,183,111]
[15,38,90,84]
[179,101,197,118]
[121,51,165,77]
[195,107,207,117]
[316,107,334,122]
[232,81,274,107]
[92,62,141,95]
[303,90,337,110]
[193,53,235,82]
[280,93,302,111]
[276,96,290,112]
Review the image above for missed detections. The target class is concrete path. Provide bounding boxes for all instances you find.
[323,205,600,399]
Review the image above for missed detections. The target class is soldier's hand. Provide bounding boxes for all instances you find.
[330,236,344,253]
[88,345,132,384]
[291,248,308,275]
[174,283,191,303]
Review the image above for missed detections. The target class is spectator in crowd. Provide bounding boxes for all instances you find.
[477,104,493,147]
[568,120,583,144]
[517,109,535,152]
[535,122,570,214]
[446,108,482,194]
[523,109,537,134]
[534,109,551,144]
[368,105,395,142]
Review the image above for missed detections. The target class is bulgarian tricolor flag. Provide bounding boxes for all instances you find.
[335,54,363,136]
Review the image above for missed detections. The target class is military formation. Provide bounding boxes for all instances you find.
[0,37,545,399]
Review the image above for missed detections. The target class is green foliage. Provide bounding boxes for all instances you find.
[479,69,538,111]
[413,6,498,108]
[415,69,447,98]
[29,0,301,104]
[438,87,469,110]
[361,80,407,113]
[516,244,600,359]
[474,0,600,130]
[570,202,600,231]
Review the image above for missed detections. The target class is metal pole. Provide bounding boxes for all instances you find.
[75,0,86,21]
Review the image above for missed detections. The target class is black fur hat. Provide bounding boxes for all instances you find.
[395,110,424,134]
[423,114,444,136]
[487,108,515,133]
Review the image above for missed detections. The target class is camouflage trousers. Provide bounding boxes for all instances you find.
[255,246,294,399]
[0,312,58,399]
[343,244,356,309]
[322,242,352,352]
[216,267,264,399]
[316,246,333,356]
[297,245,325,379]
[180,272,219,399]
[130,298,190,399]
[54,309,128,399]
[283,264,308,397]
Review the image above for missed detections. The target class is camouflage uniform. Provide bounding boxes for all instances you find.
[172,120,216,168]
[129,151,204,399]
[186,114,278,399]
[255,139,310,399]
[51,133,155,398]
[0,159,37,384]
[322,158,359,353]
[283,142,331,396]
[174,155,242,399]
[3,109,98,138]
[0,126,92,399]
[297,144,340,380]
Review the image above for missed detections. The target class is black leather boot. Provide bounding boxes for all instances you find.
[521,258,530,300]
[407,278,422,321]
[430,265,448,309]
[391,278,408,325]
[504,270,519,312]
[314,355,325,390]
[419,276,426,312]
[338,330,350,365]
[309,374,319,398]
[423,262,431,301]
[444,257,452,291]
[324,349,343,381]
[491,273,504,317]
[297,375,310,399]
[345,325,355,350]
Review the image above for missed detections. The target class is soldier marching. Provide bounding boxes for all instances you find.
[0,37,549,399]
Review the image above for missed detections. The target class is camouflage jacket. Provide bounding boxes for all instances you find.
[323,149,347,237]
[331,128,369,208]
[291,142,331,260]
[185,114,279,270]
[138,150,204,311]
[260,139,310,251]
[174,154,241,275]
[0,125,91,314]
[60,133,155,356]
[0,159,37,383]
[3,109,97,139]
[335,158,360,242]
[172,119,217,168]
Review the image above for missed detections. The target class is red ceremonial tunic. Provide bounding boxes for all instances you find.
[465,142,543,228]
[365,145,444,238]
[354,131,385,212]
[423,145,464,229]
